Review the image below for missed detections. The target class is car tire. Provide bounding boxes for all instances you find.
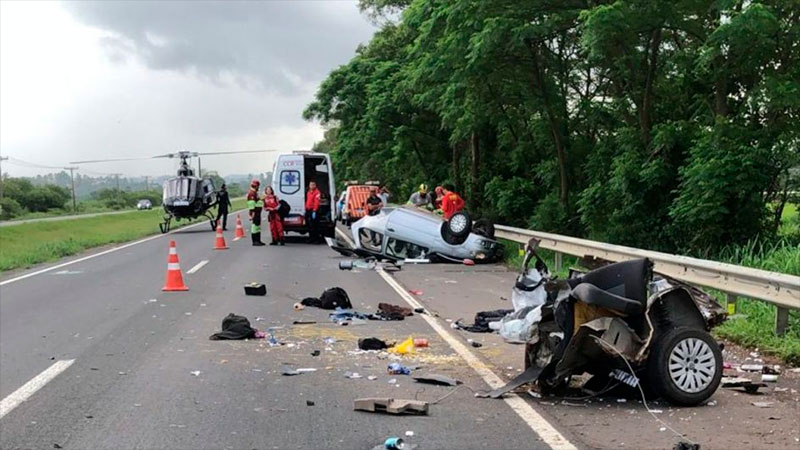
[446,211,472,238]
[472,219,495,239]
[646,327,722,406]
[441,225,468,245]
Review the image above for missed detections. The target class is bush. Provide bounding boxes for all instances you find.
[0,197,23,219]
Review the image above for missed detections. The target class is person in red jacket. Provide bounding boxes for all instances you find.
[263,186,285,246]
[441,183,465,220]
[305,181,322,243]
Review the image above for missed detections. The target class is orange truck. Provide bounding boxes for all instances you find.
[339,181,380,226]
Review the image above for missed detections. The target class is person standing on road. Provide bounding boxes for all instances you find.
[407,184,432,209]
[247,180,265,246]
[305,181,322,243]
[216,183,232,230]
[263,186,285,246]
[441,183,465,220]
[366,187,383,216]
[378,185,391,206]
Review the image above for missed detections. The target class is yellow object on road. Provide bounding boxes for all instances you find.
[389,336,415,355]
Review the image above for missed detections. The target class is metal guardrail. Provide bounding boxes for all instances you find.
[495,225,800,335]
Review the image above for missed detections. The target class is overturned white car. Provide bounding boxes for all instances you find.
[342,206,502,263]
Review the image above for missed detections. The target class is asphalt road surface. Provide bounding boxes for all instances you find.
[0,224,575,450]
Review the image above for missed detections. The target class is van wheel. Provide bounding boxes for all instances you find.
[473,219,495,239]
[647,327,722,406]
[446,211,472,238]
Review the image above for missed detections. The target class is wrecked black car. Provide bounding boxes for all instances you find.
[497,239,727,406]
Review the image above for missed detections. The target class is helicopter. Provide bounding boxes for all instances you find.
[71,150,273,233]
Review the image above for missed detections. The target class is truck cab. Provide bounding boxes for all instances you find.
[271,151,336,238]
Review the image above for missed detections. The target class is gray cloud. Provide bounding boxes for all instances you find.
[63,1,376,94]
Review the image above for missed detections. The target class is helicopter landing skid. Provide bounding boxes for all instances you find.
[159,216,172,234]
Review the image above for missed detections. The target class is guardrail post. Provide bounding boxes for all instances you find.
[775,307,789,337]
[554,252,563,272]
[726,294,738,315]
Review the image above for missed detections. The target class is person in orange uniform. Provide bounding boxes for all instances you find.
[433,185,444,210]
[305,181,322,243]
[441,183,465,220]
[247,180,265,246]
[263,186,285,246]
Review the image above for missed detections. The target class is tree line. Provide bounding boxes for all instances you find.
[304,0,799,255]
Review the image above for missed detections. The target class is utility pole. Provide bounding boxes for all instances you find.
[197,157,202,177]
[145,175,150,191]
[66,166,78,213]
[0,155,7,202]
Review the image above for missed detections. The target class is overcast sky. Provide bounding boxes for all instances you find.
[0,1,376,178]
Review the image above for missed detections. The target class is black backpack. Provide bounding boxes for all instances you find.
[278,200,291,219]
[320,287,353,309]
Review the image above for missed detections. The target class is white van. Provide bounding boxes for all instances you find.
[271,151,336,238]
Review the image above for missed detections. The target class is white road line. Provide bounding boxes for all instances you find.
[186,260,209,274]
[335,227,355,248]
[0,209,247,287]
[377,269,577,450]
[0,359,75,420]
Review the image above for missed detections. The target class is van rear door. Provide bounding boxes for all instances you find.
[275,154,305,215]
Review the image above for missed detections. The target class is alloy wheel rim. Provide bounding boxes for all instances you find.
[668,337,716,393]
[450,215,467,233]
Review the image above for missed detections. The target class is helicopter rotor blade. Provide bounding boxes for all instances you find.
[192,150,279,157]
[69,156,164,164]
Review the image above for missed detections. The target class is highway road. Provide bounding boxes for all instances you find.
[0,223,574,450]
[1,223,798,449]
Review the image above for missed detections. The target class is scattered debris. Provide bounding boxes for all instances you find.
[721,377,767,394]
[323,337,337,345]
[345,372,363,379]
[467,339,482,348]
[306,400,315,406]
[673,441,700,450]
[413,338,429,348]
[293,302,305,310]
[389,337,415,355]
[190,371,201,377]
[354,398,429,415]
[706,400,717,406]
[376,303,413,320]
[751,401,774,408]
[740,364,763,372]
[454,309,513,333]
[359,337,390,351]
[388,378,397,384]
[388,362,411,375]
[368,375,378,381]
[293,320,316,325]
[476,366,542,399]
[244,282,267,296]
[761,374,778,382]
[311,350,320,357]
[281,365,300,376]
[412,374,462,386]
[301,287,353,310]
[209,313,258,340]
[408,290,423,296]
[616,398,627,403]
[296,368,317,373]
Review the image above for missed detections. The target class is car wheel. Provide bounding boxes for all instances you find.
[441,225,468,245]
[472,219,495,239]
[446,211,472,238]
[647,327,722,406]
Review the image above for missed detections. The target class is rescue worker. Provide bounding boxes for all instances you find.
[407,184,432,209]
[305,181,322,243]
[366,186,383,216]
[433,185,444,210]
[263,186,285,246]
[216,183,232,230]
[441,183,465,220]
[247,180,265,246]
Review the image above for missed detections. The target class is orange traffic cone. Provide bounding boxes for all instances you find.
[233,214,245,241]
[162,240,189,291]
[214,224,229,250]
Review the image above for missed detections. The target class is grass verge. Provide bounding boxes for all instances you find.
[500,237,800,365]
[0,199,247,272]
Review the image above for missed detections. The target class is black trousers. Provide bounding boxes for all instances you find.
[217,208,228,230]
[305,210,319,241]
